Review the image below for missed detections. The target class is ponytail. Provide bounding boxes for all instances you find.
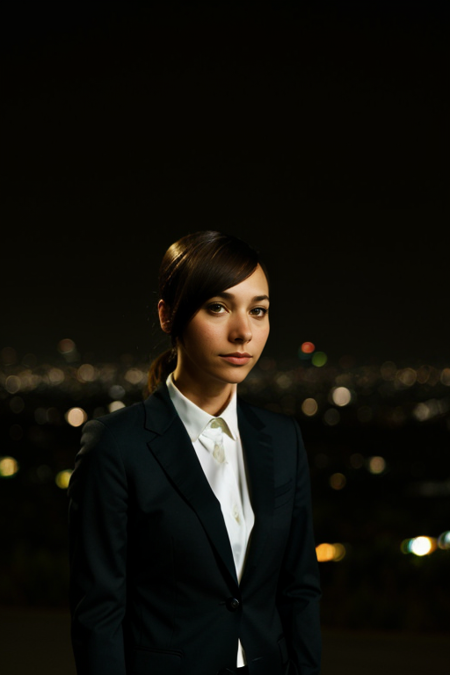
[147,348,177,394]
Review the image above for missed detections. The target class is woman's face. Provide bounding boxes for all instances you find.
[173,264,270,391]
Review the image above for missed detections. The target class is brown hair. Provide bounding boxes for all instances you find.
[147,230,268,393]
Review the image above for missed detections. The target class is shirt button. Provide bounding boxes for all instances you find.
[226,597,240,611]
[210,420,219,428]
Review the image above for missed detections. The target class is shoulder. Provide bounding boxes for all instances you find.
[78,401,146,458]
[93,400,146,434]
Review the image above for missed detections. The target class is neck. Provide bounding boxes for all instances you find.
[172,370,236,417]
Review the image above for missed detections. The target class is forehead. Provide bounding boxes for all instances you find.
[221,264,269,297]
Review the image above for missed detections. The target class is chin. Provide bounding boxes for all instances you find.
[217,367,252,385]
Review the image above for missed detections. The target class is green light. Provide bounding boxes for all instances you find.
[312,351,327,367]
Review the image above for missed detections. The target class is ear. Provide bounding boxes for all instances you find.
[158,300,172,334]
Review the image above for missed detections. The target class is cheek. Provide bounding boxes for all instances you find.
[256,326,270,350]
[186,322,222,354]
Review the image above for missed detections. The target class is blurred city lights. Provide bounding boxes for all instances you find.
[413,398,449,422]
[329,473,346,490]
[331,386,352,407]
[275,373,292,389]
[396,367,417,387]
[368,456,386,475]
[416,365,431,384]
[109,384,125,399]
[109,400,126,412]
[301,398,318,416]
[65,407,88,427]
[440,368,450,386]
[48,368,65,385]
[58,338,76,354]
[438,531,450,550]
[55,470,72,489]
[401,536,437,557]
[316,542,346,562]
[5,375,21,394]
[311,351,327,367]
[125,368,145,384]
[10,396,25,413]
[0,456,19,477]
[323,408,340,426]
[77,364,96,383]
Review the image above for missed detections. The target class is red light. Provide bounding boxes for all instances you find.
[301,341,315,354]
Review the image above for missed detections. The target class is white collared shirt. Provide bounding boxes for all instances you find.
[166,374,254,667]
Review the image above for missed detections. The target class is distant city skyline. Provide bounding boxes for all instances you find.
[3,3,448,365]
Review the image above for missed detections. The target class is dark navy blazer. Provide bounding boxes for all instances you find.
[68,383,321,675]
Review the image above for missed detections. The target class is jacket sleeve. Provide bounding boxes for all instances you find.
[276,418,322,675]
[68,419,128,675]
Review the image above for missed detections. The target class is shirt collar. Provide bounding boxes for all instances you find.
[166,373,238,442]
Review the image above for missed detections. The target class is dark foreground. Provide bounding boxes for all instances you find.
[0,608,447,675]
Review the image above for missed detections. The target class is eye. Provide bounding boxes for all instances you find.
[207,303,226,314]
[250,307,268,317]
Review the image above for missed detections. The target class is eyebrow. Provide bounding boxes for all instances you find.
[215,292,270,303]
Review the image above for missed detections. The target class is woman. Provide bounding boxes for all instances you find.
[68,231,321,675]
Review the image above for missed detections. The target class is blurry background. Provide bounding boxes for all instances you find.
[1,1,449,673]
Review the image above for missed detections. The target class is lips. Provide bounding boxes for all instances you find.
[219,353,252,366]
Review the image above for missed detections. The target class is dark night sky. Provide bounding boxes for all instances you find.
[2,2,449,366]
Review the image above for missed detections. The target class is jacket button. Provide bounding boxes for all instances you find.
[226,597,240,611]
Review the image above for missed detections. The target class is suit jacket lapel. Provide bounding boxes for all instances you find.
[237,399,274,584]
[144,385,239,588]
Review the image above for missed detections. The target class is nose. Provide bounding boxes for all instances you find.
[229,313,252,343]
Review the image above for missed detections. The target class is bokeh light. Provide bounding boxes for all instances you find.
[440,368,450,386]
[109,384,125,399]
[10,396,25,414]
[329,473,347,490]
[311,351,327,367]
[301,398,318,416]
[125,368,144,385]
[55,470,72,489]
[301,341,315,354]
[323,408,340,426]
[48,368,65,385]
[438,531,450,550]
[77,364,96,383]
[5,375,21,394]
[0,456,19,477]
[58,338,76,354]
[316,542,346,562]
[401,536,437,557]
[396,367,417,387]
[368,456,386,474]
[65,407,88,427]
[331,386,352,407]
[109,401,126,412]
